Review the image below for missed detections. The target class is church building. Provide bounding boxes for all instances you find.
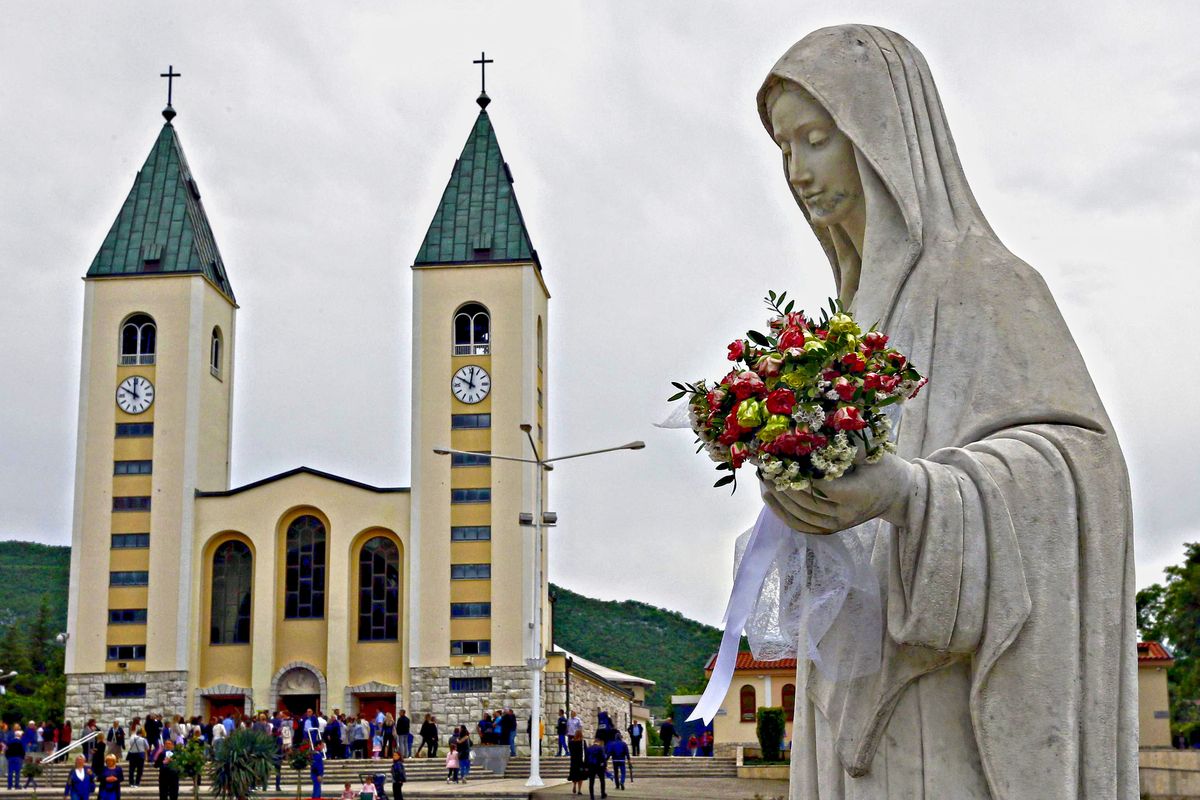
[62,74,640,736]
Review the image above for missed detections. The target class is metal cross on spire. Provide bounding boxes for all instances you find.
[473,51,494,109]
[160,65,181,122]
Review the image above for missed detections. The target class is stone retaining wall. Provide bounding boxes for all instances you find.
[65,670,189,723]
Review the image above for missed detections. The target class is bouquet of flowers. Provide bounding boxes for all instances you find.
[670,291,926,492]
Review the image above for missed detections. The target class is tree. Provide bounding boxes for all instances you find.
[172,739,208,800]
[755,707,786,762]
[210,729,275,800]
[1136,541,1200,743]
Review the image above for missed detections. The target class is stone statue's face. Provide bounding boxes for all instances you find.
[768,85,864,229]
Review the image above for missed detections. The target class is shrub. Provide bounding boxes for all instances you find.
[210,729,276,800]
[756,707,786,762]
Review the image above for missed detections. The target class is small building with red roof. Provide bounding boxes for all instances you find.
[1138,641,1174,748]
[704,652,798,756]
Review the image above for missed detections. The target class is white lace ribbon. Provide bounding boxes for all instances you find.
[688,505,882,724]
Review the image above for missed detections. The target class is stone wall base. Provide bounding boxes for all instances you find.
[66,671,189,724]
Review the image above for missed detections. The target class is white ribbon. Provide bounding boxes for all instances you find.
[688,505,882,724]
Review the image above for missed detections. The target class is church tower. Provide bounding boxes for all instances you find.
[64,91,237,718]
[408,84,551,714]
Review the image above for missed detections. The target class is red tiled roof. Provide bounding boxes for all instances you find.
[1139,641,1173,664]
[705,652,798,672]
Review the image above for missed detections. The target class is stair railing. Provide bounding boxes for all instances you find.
[41,729,102,765]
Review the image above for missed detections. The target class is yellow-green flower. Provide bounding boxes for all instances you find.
[736,399,766,428]
[803,339,827,354]
[780,372,807,390]
[758,414,791,442]
[827,313,861,337]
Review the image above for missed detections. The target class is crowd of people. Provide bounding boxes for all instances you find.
[0,705,658,799]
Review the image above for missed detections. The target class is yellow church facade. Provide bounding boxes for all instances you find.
[60,86,631,735]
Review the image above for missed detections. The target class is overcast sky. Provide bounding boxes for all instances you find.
[2,2,1197,627]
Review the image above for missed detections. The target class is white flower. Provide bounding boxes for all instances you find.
[706,443,730,463]
[865,448,885,464]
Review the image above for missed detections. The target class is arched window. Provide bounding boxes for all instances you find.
[210,540,252,644]
[740,684,757,722]
[453,303,490,355]
[210,327,223,376]
[782,683,796,722]
[284,515,326,619]
[358,536,400,642]
[120,314,156,365]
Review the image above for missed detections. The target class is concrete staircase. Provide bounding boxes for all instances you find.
[503,755,737,779]
[33,756,495,790]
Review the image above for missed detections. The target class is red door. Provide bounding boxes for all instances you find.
[357,695,396,718]
[207,696,245,721]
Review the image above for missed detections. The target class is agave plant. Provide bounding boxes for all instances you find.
[209,729,276,800]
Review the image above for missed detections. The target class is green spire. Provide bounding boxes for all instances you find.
[414,106,539,269]
[87,118,235,302]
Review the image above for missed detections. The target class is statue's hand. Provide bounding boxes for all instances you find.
[760,452,915,535]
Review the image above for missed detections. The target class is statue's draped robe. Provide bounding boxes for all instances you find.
[755,26,1138,800]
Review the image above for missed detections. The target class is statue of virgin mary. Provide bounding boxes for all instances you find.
[742,25,1137,799]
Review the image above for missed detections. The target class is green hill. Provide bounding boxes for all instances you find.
[0,542,723,713]
[0,541,69,629]
[551,584,720,709]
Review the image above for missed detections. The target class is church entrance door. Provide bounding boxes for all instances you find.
[356,694,396,719]
[280,694,320,717]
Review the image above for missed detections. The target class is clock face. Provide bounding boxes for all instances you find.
[452,365,491,404]
[116,376,155,414]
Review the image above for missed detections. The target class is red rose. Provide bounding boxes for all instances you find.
[765,389,795,416]
[888,352,908,370]
[729,371,766,400]
[785,311,807,329]
[822,368,841,382]
[880,374,902,392]
[765,429,827,457]
[815,328,828,340]
[727,340,746,361]
[862,331,889,354]
[706,388,729,410]
[720,370,739,387]
[841,352,867,372]
[907,376,929,399]
[778,327,806,351]
[832,407,868,431]
[834,377,857,401]
[730,442,750,468]
[863,372,883,392]
[717,409,746,445]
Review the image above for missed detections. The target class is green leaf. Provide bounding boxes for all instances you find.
[747,330,771,347]
[714,474,736,488]
[785,300,795,313]
[668,391,686,402]
[671,381,687,391]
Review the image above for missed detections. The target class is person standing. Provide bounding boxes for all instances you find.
[154,740,180,800]
[309,742,325,799]
[65,755,94,800]
[556,711,569,757]
[567,710,582,739]
[390,752,406,800]
[606,732,630,791]
[658,718,676,757]
[323,713,341,759]
[501,709,517,757]
[393,711,408,758]
[568,731,586,796]
[352,717,370,760]
[585,736,608,800]
[5,730,25,791]
[104,720,125,759]
[143,716,159,750]
[126,727,148,787]
[455,727,472,783]
[98,754,123,800]
[90,739,107,785]
[627,721,643,757]
[416,715,437,759]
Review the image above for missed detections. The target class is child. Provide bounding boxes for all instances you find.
[358,778,378,800]
[372,732,383,759]
[445,747,459,783]
[339,782,355,800]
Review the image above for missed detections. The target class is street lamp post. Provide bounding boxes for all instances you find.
[434,426,644,787]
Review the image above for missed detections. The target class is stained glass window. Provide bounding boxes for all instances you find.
[210,540,252,644]
[285,515,326,619]
[358,536,400,641]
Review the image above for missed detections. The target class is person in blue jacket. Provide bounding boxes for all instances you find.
[309,741,325,799]
[98,754,123,800]
[605,732,630,790]
[64,755,95,800]
[6,729,26,790]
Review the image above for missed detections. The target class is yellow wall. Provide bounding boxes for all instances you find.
[193,471,409,711]
[1139,664,1173,748]
[67,274,235,678]
[410,261,550,668]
